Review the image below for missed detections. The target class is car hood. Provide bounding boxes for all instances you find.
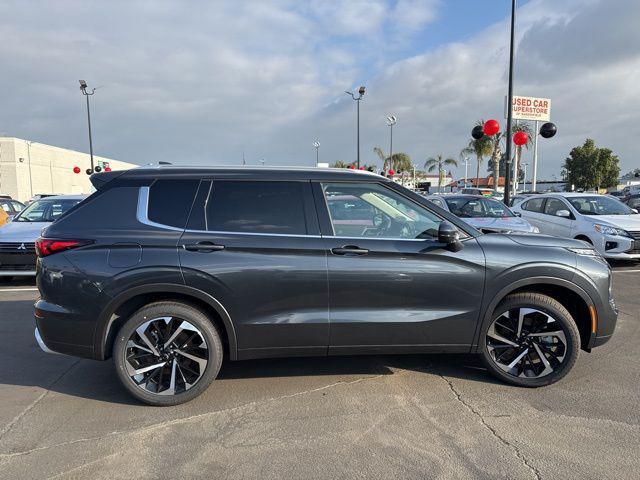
[462,216,535,233]
[0,221,47,242]
[506,233,586,248]
[580,214,640,231]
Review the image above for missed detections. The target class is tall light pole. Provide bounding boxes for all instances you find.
[503,0,516,206]
[345,86,365,169]
[522,162,529,192]
[313,141,320,166]
[386,115,396,173]
[79,80,96,174]
[462,157,470,188]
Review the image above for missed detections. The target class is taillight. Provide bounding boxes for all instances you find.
[35,238,92,257]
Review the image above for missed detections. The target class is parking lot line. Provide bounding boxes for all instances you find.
[612,269,640,273]
[0,287,39,292]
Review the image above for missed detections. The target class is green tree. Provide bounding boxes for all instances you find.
[373,147,413,173]
[331,160,350,168]
[562,139,620,191]
[461,120,494,183]
[425,154,458,191]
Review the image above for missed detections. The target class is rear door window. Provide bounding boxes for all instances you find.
[148,179,200,229]
[204,181,308,235]
[523,198,545,213]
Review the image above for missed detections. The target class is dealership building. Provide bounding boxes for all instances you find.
[0,137,137,202]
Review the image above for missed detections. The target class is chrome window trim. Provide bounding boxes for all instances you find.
[136,186,184,232]
[137,186,321,238]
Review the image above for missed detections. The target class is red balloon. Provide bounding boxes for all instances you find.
[483,119,500,136]
[104,167,112,172]
[73,166,81,174]
[348,165,355,169]
[513,131,528,146]
[359,166,365,170]
[388,169,395,176]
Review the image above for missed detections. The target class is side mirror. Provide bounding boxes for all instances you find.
[514,212,522,217]
[632,208,638,214]
[438,221,463,252]
[556,209,571,218]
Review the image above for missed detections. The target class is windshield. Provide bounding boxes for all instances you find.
[14,198,81,222]
[568,196,634,216]
[445,197,514,218]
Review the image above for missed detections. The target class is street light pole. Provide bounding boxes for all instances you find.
[345,86,366,169]
[463,157,470,188]
[79,80,96,173]
[503,0,516,206]
[386,115,396,173]
[523,162,529,192]
[313,141,320,166]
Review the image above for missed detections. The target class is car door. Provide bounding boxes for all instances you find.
[542,197,575,237]
[179,179,329,359]
[314,181,486,353]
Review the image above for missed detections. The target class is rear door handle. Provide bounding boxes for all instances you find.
[183,241,225,252]
[331,245,369,256]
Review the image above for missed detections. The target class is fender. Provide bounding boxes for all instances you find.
[94,283,238,361]
[470,275,595,353]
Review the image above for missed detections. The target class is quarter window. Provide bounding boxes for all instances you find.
[205,181,308,235]
[322,182,443,239]
[148,179,200,228]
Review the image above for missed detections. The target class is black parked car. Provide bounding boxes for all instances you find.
[34,167,617,405]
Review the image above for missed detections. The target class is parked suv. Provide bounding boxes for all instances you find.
[34,167,617,405]
[512,193,640,260]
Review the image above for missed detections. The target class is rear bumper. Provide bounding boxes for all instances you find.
[34,299,96,359]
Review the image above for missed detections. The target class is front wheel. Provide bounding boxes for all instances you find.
[480,292,580,387]
[113,301,223,406]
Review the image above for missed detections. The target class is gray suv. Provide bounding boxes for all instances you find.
[34,167,617,405]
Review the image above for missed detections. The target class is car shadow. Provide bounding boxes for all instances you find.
[0,299,502,406]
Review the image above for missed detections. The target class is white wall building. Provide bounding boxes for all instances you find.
[0,137,136,202]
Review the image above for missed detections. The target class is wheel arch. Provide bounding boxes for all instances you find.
[94,283,237,361]
[473,277,596,352]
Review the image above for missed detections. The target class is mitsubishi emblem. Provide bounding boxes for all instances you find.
[17,243,26,251]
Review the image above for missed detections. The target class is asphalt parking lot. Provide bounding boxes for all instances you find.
[0,266,639,480]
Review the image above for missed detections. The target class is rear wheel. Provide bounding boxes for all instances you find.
[113,301,223,406]
[480,292,580,387]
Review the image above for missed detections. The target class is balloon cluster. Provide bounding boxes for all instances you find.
[470,119,557,144]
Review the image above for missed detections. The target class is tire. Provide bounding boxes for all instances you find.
[113,301,223,406]
[480,292,580,388]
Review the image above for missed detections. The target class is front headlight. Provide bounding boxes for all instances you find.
[594,224,631,237]
[566,247,600,257]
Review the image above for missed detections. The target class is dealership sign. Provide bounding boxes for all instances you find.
[504,95,551,122]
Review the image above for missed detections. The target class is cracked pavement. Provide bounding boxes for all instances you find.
[0,266,638,479]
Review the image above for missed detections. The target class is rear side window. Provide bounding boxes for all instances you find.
[148,179,199,228]
[205,181,307,234]
[523,198,545,213]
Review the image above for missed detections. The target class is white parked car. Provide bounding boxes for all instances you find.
[512,193,640,260]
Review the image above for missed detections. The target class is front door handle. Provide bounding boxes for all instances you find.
[331,245,369,256]
[183,241,225,252]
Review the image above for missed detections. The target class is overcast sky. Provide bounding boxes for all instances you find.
[1,0,638,180]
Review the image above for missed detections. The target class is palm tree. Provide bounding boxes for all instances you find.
[511,123,534,190]
[374,147,413,173]
[425,154,458,192]
[461,120,494,186]
[331,160,350,168]
[488,131,503,192]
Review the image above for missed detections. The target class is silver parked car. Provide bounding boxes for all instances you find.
[427,194,538,234]
[0,195,85,278]
[512,193,640,260]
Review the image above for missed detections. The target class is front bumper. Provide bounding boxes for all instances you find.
[594,234,640,260]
